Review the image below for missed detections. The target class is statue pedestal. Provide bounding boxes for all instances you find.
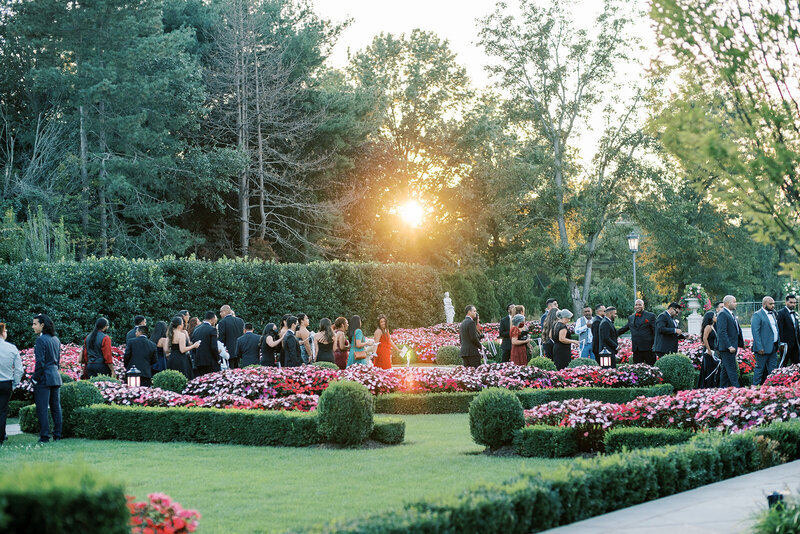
[687,312,702,336]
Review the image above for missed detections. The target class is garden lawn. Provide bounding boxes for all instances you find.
[0,414,564,533]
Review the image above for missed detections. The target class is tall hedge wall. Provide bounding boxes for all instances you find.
[0,258,442,345]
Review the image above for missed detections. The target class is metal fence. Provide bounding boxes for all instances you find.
[733,301,785,326]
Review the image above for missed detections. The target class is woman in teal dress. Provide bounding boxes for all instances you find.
[347,315,370,366]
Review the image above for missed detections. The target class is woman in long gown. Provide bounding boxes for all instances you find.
[260,323,282,367]
[509,314,531,366]
[314,318,336,364]
[347,315,371,367]
[166,316,200,380]
[541,308,558,359]
[149,321,168,375]
[373,315,398,370]
[553,309,580,370]
[333,317,349,370]
[699,307,722,388]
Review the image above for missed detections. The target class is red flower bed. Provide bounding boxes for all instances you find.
[129,493,200,534]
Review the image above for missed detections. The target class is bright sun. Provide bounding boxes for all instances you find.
[397,200,424,228]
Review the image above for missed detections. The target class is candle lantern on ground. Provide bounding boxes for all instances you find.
[599,348,613,369]
[126,365,142,388]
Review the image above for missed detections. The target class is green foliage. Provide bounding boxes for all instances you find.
[513,425,577,458]
[753,495,800,534]
[528,356,556,371]
[604,427,693,453]
[0,258,442,345]
[435,346,460,366]
[740,373,754,388]
[655,353,696,391]
[60,381,103,436]
[59,373,74,384]
[19,404,45,434]
[302,421,800,533]
[7,400,32,418]
[317,381,374,446]
[311,361,339,370]
[369,418,405,445]
[753,421,800,460]
[73,404,322,446]
[440,269,501,322]
[151,370,188,394]
[567,357,598,368]
[0,462,129,533]
[88,374,120,384]
[374,385,673,414]
[468,388,524,450]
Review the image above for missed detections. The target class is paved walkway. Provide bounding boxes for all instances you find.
[6,423,21,436]
[545,460,800,533]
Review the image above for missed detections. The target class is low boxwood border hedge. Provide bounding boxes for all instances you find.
[604,427,693,453]
[68,404,404,447]
[374,384,674,414]
[299,421,800,533]
[513,425,577,458]
[0,462,129,534]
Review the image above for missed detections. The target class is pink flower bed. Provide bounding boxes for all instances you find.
[18,343,126,391]
[129,493,200,534]
[525,385,800,435]
[764,365,800,387]
[614,335,756,374]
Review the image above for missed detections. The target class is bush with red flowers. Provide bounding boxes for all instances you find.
[128,493,200,534]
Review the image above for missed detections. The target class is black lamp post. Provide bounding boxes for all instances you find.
[126,365,142,388]
[627,232,640,302]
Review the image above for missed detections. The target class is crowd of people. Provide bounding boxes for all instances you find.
[0,308,402,444]
[460,294,800,384]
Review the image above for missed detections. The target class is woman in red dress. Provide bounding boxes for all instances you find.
[510,314,531,366]
[373,314,398,370]
[333,317,350,370]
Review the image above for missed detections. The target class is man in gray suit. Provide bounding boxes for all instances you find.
[751,296,781,385]
[459,305,483,368]
[32,314,62,443]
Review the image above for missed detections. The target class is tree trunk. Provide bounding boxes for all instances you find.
[236,0,249,257]
[255,48,267,240]
[98,101,108,257]
[79,105,89,259]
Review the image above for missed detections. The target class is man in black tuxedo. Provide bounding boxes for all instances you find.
[653,302,684,359]
[591,304,606,359]
[192,311,220,376]
[598,307,618,367]
[459,305,483,368]
[778,294,800,366]
[716,295,744,387]
[617,299,657,365]
[236,323,262,367]
[218,305,245,369]
[126,315,146,344]
[123,326,157,386]
[283,316,302,367]
[498,303,515,363]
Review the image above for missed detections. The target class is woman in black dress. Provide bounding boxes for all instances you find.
[149,321,168,375]
[541,308,558,360]
[699,306,722,387]
[260,323,282,367]
[166,316,200,380]
[553,309,580,370]
[314,318,336,364]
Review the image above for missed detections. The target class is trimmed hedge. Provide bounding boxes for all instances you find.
[656,353,696,391]
[528,356,556,371]
[300,421,800,533]
[567,357,598,368]
[312,361,340,370]
[151,369,188,393]
[604,427,693,453]
[88,374,120,384]
[317,380,374,446]
[19,404,48,434]
[0,258,442,346]
[469,388,524,450]
[8,399,31,418]
[60,381,103,436]
[73,404,323,446]
[513,425,577,458]
[435,346,461,366]
[0,462,129,534]
[373,384,674,414]
[370,418,405,445]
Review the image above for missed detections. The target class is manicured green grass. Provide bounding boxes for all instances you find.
[1,414,564,533]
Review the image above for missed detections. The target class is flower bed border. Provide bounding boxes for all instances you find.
[69,404,403,447]
[374,384,673,414]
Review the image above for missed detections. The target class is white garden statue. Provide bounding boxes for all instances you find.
[443,292,455,323]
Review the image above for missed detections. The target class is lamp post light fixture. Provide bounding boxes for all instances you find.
[599,347,613,369]
[126,365,143,388]
[627,232,640,302]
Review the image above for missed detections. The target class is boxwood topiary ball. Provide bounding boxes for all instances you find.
[60,381,104,436]
[567,357,599,368]
[656,353,696,391]
[312,361,340,370]
[469,387,524,450]
[317,380,374,446]
[528,356,557,371]
[152,370,188,394]
[89,374,121,384]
